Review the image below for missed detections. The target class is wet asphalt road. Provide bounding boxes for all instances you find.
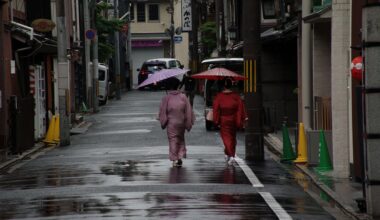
[0,91,347,219]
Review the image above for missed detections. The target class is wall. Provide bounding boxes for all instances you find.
[261,39,298,129]
[313,22,331,98]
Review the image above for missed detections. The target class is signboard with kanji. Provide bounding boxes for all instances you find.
[181,0,192,32]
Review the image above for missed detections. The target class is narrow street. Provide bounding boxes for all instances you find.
[0,91,346,219]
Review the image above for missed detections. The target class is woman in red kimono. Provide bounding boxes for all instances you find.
[213,77,246,165]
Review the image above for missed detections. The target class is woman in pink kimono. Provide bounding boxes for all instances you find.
[158,78,195,167]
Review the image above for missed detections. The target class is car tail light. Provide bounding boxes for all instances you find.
[139,69,147,75]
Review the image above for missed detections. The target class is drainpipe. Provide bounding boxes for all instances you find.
[301,0,312,130]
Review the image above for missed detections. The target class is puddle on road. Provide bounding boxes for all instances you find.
[0,193,276,219]
[0,166,100,190]
[99,159,250,185]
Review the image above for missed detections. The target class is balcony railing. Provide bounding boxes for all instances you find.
[313,0,332,12]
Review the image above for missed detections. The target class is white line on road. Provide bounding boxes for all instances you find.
[235,156,264,187]
[97,113,158,116]
[86,129,151,136]
[259,192,293,220]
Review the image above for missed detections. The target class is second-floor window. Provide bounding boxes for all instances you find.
[262,0,276,19]
[137,3,146,22]
[148,4,159,21]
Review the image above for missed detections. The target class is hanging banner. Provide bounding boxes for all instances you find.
[181,0,192,31]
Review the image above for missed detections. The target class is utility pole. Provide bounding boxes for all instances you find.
[83,0,91,107]
[0,1,12,152]
[191,0,199,73]
[215,0,226,56]
[243,0,264,161]
[170,0,175,58]
[56,0,71,145]
[301,0,312,130]
[114,0,121,100]
[90,0,99,112]
[363,2,380,217]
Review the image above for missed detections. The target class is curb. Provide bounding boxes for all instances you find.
[0,120,93,173]
[0,142,46,172]
[264,134,370,220]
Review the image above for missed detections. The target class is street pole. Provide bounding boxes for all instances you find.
[191,0,199,73]
[90,0,99,112]
[114,0,121,100]
[83,0,91,107]
[170,0,175,58]
[56,0,71,145]
[243,0,264,161]
[0,1,12,152]
[301,0,312,130]
[215,0,226,56]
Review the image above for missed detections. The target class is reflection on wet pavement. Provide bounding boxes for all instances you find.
[0,193,277,219]
[99,159,250,185]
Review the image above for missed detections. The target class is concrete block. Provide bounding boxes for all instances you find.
[366,94,380,134]
[366,139,380,180]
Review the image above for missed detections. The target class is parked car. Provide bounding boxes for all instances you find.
[146,58,184,81]
[90,62,110,105]
[137,58,185,90]
[98,63,110,105]
[201,58,244,130]
[137,60,167,90]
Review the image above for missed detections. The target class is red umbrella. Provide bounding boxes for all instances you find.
[191,67,246,80]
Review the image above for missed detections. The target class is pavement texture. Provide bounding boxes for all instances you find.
[264,133,371,220]
[0,90,371,219]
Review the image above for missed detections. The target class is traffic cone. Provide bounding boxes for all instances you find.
[294,123,308,163]
[43,115,56,145]
[315,130,333,172]
[53,115,60,143]
[281,124,296,162]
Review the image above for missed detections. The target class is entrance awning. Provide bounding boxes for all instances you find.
[303,5,332,23]
[11,24,57,55]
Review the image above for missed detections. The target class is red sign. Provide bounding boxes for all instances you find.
[351,56,363,80]
[121,24,128,33]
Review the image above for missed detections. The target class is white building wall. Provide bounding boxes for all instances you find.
[130,1,190,68]
[331,0,351,178]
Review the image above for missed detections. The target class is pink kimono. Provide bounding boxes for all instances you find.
[158,91,195,161]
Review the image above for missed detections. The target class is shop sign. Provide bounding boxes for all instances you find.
[31,19,56,32]
[181,0,192,31]
[132,40,162,48]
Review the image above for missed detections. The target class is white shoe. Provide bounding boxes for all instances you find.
[224,155,229,162]
[172,160,178,167]
[228,157,234,165]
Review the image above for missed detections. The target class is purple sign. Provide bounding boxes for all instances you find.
[132,40,162,48]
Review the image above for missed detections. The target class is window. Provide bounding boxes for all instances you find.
[168,60,177,68]
[137,3,146,22]
[99,70,105,81]
[130,3,135,21]
[148,4,159,21]
[262,0,276,19]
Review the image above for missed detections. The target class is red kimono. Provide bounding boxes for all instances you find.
[213,91,245,157]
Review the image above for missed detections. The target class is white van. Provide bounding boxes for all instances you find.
[97,63,109,105]
[90,62,109,105]
[145,58,184,81]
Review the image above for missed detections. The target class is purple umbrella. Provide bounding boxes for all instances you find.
[137,68,190,88]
